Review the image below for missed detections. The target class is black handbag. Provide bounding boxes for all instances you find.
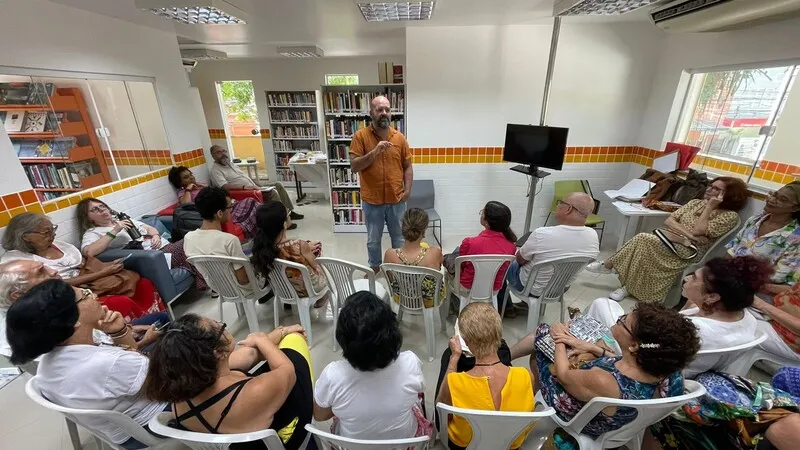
[653,228,699,260]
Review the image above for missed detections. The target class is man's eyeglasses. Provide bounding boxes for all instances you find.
[557,199,587,217]
[89,205,110,214]
[26,224,58,237]
[616,313,633,336]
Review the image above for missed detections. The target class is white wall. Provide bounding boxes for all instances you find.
[637,17,800,151]
[404,22,665,236]
[0,0,206,186]
[764,77,800,166]
[406,22,665,147]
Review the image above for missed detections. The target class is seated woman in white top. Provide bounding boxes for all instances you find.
[581,255,772,378]
[314,291,432,440]
[5,279,259,449]
[76,197,206,290]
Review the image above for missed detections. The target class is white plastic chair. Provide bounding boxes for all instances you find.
[725,343,800,377]
[187,255,271,334]
[684,330,769,378]
[436,402,557,450]
[317,257,390,351]
[148,412,287,450]
[535,379,707,450]
[502,256,595,333]
[305,423,430,450]
[451,254,515,312]
[663,216,742,308]
[269,258,330,347]
[381,263,446,362]
[25,377,170,450]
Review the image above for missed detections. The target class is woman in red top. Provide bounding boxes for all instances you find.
[446,201,517,295]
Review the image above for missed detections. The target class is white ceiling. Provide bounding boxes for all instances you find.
[48,0,654,58]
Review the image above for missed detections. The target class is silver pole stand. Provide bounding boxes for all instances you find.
[522,16,561,234]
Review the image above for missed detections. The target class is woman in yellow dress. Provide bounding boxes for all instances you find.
[587,177,748,303]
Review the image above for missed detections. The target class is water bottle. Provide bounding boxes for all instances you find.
[116,211,142,240]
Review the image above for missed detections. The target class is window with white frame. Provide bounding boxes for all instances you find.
[674,64,799,184]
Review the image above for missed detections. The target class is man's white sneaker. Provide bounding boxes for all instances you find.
[586,261,614,274]
[609,286,628,302]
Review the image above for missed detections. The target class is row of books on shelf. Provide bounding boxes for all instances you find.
[332,190,361,207]
[267,92,315,106]
[1,110,64,133]
[329,144,350,162]
[0,82,55,106]
[270,110,313,122]
[273,125,319,139]
[334,209,364,225]
[325,118,405,137]
[23,163,84,190]
[14,137,76,158]
[276,169,297,182]
[323,90,404,113]
[275,155,292,167]
[274,140,321,152]
[330,167,359,186]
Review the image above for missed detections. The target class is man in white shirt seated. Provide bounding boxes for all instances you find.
[183,186,271,303]
[208,145,303,227]
[0,260,62,360]
[498,192,600,317]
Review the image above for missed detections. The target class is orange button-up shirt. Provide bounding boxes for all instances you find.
[349,126,412,205]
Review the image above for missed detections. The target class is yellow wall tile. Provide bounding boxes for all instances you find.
[9,206,26,217]
[56,199,70,210]
[0,211,10,227]
[67,196,80,206]
[25,203,44,214]
[43,202,58,213]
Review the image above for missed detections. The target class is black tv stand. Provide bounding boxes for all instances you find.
[510,165,551,234]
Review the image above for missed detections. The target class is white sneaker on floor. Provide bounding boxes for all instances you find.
[609,287,628,302]
[586,261,614,274]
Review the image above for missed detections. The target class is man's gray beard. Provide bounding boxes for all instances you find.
[376,118,390,129]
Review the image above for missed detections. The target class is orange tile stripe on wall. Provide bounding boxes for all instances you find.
[0,148,206,228]
[693,155,799,186]
[209,129,227,139]
[408,146,653,165]
[102,149,173,167]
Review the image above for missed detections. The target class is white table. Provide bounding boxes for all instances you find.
[235,161,264,185]
[289,154,329,200]
[611,201,670,250]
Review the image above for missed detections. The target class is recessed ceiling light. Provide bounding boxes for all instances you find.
[135,0,246,24]
[277,46,325,58]
[358,2,435,22]
[180,48,228,60]
[555,0,661,16]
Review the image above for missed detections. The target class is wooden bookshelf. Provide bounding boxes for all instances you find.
[4,84,111,202]
[265,90,324,186]
[321,84,405,233]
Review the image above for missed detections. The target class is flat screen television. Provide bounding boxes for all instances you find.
[503,124,568,171]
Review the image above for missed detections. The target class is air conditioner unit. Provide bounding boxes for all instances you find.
[650,0,800,33]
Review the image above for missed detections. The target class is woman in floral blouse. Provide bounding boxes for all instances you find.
[727,181,800,297]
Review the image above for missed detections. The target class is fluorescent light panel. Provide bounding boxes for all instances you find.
[277,46,325,58]
[358,2,435,22]
[147,6,244,24]
[558,0,661,15]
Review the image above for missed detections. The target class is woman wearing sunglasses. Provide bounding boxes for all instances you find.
[76,197,207,290]
[509,303,699,449]
[582,255,773,378]
[726,181,800,298]
[5,279,169,449]
[143,315,314,450]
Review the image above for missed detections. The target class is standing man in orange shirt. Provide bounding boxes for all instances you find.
[350,95,413,273]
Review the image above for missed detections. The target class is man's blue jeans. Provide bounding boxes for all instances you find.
[363,201,407,268]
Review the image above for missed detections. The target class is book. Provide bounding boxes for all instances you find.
[378,62,388,84]
[535,315,611,362]
[22,111,47,132]
[393,64,404,84]
[3,111,25,132]
[604,179,654,202]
